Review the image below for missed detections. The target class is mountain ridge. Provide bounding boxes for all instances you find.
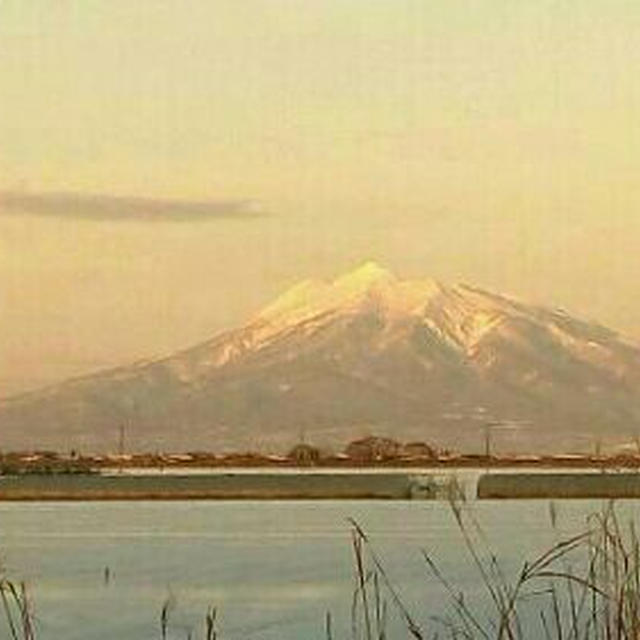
[2,262,639,453]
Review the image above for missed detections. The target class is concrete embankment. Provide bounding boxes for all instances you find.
[0,472,439,500]
[478,472,640,499]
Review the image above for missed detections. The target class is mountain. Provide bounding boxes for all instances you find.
[2,261,640,453]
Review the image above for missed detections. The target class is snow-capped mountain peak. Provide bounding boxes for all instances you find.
[254,262,443,340]
[332,260,395,291]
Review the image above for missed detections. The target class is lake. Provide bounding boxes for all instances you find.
[1,481,639,638]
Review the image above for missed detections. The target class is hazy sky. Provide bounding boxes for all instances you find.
[1,1,640,396]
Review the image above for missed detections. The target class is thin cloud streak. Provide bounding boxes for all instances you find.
[0,191,265,222]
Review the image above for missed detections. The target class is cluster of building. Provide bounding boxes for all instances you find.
[287,437,436,464]
[4,438,640,472]
[0,436,438,471]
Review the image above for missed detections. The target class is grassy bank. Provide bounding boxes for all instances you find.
[0,472,421,501]
[477,472,640,499]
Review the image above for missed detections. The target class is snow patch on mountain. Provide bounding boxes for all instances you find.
[255,261,441,342]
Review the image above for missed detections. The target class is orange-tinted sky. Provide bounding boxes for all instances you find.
[1,1,640,396]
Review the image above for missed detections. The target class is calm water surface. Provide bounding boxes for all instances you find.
[1,485,639,638]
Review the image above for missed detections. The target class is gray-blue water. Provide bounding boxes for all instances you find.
[1,496,639,639]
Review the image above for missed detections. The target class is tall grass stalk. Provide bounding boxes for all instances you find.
[420,500,640,639]
[0,572,35,640]
[346,498,640,639]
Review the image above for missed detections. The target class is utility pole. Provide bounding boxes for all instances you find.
[484,425,492,460]
[484,421,504,471]
[480,423,492,474]
[118,423,125,474]
[119,424,125,457]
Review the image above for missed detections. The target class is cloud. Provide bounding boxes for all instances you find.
[0,190,265,222]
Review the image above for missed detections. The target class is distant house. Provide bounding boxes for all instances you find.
[265,454,288,463]
[401,441,436,460]
[345,437,401,463]
[19,454,42,464]
[287,443,321,466]
[167,454,194,462]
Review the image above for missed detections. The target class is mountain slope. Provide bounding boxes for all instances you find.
[2,262,640,453]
